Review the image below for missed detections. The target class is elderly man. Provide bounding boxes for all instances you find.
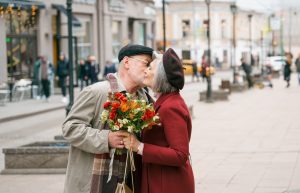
[62,44,153,193]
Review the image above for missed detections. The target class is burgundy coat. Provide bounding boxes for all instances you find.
[140,92,194,193]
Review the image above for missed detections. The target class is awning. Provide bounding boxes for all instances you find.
[52,4,81,27]
[0,0,46,9]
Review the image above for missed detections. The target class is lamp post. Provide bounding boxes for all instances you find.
[230,3,238,83]
[66,0,74,115]
[205,0,212,102]
[162,0,166,51]
[248,14,253,64]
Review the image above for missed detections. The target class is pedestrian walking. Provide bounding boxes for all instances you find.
[200,54,208,82]
[79,59,90,90]
[191,60,199,82]
[284,53,292,88]
[32,56,42,99]
[123,48,195,193]
[40,56,54,101]
[241,57,253,88]
[61,44,153,193]
[295,53,300,85]
[56,52,69,103]
[264,64,273,88]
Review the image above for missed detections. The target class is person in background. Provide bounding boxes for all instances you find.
[56,52,69,103]
[79,59,90,90]
[200,54,208,82]
[265,63,273,88]
[86,55,99,84]
[103,60,117,77]
[295,53,300,85]
[241,57,253,88]
[40,56,54,101]
[191,60,199,82]
[284,53,293,88]
[33,56,42,99]
[123,48,195,193]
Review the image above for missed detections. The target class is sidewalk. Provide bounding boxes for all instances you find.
[0,95,66,123]
[0,74,300,193]
[0,86,84,123]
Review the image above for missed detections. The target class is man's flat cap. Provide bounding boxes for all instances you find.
[163,48,185,90]
[118,44,153,62]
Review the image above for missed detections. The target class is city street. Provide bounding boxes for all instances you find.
[0,72,300,193]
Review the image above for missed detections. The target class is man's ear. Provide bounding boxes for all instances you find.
[123,57,130,69]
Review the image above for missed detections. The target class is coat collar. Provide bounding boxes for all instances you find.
[154,91,180,111]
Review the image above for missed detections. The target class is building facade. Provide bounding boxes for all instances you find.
[99,0,156,65]
[155,0,269,69]
[0,0,155,85]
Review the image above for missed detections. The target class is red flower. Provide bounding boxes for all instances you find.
[114,92,123,98]
[142,109,155,121]
[109,111,116,120]
[103,101,111,109]
[112,102,120,110]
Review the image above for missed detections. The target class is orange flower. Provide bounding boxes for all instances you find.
[120,101,129,112]
[130,101,138,109]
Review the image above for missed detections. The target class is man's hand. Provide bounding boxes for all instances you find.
[108,131,128,149]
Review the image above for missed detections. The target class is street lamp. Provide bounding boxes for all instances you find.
[162,0,166,51]
[248,14,253,65]
[66,0,74,115]
[230,3,238,83]
[205,0,212,102]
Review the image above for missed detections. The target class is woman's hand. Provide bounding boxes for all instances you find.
[123,133,140,152]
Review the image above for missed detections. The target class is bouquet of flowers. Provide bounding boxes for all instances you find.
[101,92,160,134]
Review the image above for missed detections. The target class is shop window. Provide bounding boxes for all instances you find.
[5,9,38,80]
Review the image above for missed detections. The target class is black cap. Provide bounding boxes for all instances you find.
[118,44,154,62]
[163,48,184,90]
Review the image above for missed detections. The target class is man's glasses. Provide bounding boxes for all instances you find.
[128,57,151,67]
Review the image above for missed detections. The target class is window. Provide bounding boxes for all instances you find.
[182,20,190,38]
[5,9,38,80]
[137,22,146,45]
[112,21,122,60]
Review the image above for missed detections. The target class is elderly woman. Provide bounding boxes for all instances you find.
[123,48,195,193]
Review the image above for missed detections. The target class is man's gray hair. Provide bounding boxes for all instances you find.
[152,53,178,94]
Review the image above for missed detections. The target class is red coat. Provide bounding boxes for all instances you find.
[140,92,194,193]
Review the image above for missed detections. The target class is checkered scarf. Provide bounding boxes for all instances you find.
[90,146,127,193]
[90,74,128,193]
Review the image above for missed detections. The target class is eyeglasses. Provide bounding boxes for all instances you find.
[128,57,151,67]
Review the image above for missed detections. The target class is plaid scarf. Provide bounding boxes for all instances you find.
[90,74,128,193]
[90,143,127,193]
